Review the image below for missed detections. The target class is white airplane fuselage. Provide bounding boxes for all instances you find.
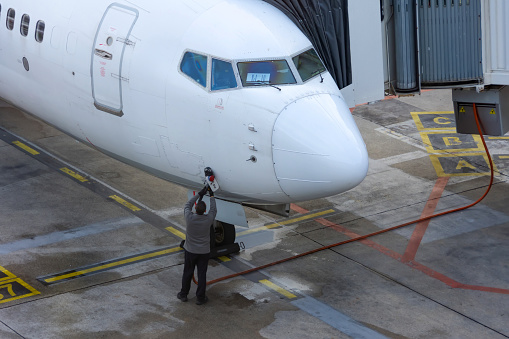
[0,0,368,205]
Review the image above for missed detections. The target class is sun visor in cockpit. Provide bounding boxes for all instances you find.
[262,0,351,89]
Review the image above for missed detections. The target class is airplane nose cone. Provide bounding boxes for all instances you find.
[272,94,368,201]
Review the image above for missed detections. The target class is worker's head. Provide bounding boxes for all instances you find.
[196,201,207,215]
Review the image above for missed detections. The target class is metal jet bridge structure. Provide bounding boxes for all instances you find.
[266,0,509,136]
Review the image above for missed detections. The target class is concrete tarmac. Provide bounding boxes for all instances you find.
[0,90,508,338]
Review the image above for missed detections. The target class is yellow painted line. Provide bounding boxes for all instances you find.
[0,278,40,304]
[166,227,186,239]
[0,266,17,281]
[428,153,499,177]
[410,112,426,131]
[410,111,455,131]
[419,131,484,154]
[109,195,141,211]
[259,279,296,299]
[488,137,509,140]
[60,167,88,182]
[12,141,39,155]
[44,247,182,283]
[165,227,229,261]
[0,266,40,304]
[500,156,509,159]
[237,209,335,237]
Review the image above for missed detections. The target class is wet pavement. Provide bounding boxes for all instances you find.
[0,90,508,338]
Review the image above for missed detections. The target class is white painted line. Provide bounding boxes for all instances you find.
[380,150,429,166]
[375,127,427,151]
[292,296,388,339]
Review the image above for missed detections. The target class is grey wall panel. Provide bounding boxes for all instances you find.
[394,0,418,91]
[418,0,482,85]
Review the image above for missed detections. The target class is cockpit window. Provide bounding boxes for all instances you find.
[212,58,237,91]
[180,51,207,88]
[237,60,296,87]
[292,49,326,82]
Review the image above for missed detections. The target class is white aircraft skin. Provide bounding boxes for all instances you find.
[0,0,368,206]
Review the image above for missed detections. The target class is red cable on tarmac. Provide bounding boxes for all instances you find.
[207,103,495,286]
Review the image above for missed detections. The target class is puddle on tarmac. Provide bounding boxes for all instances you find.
[237,229,275,250]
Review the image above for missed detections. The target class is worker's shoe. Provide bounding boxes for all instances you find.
[177,292,188,302]
[195,296,208,305]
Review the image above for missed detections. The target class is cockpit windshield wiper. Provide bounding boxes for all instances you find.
[247,81,282,91]
[311,70,324,83]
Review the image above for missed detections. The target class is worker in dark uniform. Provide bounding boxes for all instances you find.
[177,185,217,305]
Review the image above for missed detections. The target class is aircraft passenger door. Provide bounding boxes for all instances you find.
[91,4,138,116]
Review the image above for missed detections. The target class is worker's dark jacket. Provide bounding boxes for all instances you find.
[183,195,217,254]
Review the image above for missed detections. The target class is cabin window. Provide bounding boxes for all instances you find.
[212,59,237,91]
[35,20,45,42]
[6,8,15,31]
[237,60,296,87]
[180,52,208,87]
[20,14,29,37]
[292,49,326,82]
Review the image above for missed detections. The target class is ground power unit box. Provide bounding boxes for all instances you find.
[453,86,509,136]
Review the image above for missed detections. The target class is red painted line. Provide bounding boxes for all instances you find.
[406,261,509,295]
[405,260,462,288]
[401,177,449,263]
[317,218,403,261]
[290,203,309,214]
[456,284,509,295]
[292,203,509,295]
[317,216,464,287]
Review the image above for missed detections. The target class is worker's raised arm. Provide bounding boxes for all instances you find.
[184,194,200,220]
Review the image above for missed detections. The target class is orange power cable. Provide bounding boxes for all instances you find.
[207,103,494,286]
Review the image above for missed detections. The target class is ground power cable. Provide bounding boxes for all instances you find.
[207,103,495,286]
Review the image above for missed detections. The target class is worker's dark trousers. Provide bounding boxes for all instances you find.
[180,250,209,300]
